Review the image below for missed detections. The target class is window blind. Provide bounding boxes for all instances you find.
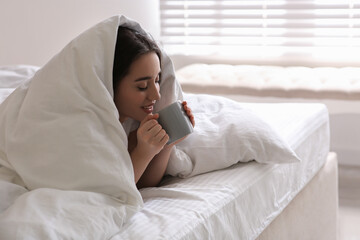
[160,0,360,63]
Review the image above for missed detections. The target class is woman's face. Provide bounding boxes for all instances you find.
[114,52,161,123]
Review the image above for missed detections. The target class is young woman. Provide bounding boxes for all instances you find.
[113,27,195,189]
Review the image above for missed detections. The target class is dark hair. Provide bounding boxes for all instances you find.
[112,26,161,90]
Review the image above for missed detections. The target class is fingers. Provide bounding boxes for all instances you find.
[147,122,162,136]
[140,113,158,126]
[182,101,195,127]
[138,113,169,147]
[189,116,195,127]
[157,129,169,145]
[140,114,160,131]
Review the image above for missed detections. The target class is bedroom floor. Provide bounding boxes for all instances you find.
[338,164,360,240]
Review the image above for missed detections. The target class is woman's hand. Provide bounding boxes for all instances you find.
[134,102,194,187]
[182,101,195,127]
[134,114,169,161]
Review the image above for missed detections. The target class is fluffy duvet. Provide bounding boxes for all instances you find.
[0,15,182,239]
[0,14,301,240]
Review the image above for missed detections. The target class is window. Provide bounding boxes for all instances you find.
[160,0,360,64]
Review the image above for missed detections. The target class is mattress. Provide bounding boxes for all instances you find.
[257,152,338,240]
[113,99,330,239]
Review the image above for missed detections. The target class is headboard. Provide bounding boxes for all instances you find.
[0,0,159,66]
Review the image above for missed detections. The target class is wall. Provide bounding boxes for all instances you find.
[0,0,160,66]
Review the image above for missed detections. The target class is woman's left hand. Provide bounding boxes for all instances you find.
[182,101,195,127]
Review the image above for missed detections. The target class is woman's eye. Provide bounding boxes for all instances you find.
[156,74,162,84]
[138,86,147,91]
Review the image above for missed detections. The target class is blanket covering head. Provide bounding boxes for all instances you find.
[0,15,182,239]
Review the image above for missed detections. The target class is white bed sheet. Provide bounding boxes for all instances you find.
[113,101,329,240]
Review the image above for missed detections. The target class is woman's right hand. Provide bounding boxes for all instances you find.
[134,114,169,161]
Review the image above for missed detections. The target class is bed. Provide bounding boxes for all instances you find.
[0,8,338,240]
[0,62,338,239]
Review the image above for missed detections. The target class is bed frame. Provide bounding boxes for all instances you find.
[257,152,338,240]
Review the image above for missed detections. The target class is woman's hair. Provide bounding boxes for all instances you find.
[112,26,162,90]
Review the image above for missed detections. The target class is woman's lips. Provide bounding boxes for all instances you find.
[142,104,154,114]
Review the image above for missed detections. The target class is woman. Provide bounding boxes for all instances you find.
[113,27,195,188]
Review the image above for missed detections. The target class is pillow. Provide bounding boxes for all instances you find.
[166,93,300,178]
[0,65,39,88]
[0,65,40,104]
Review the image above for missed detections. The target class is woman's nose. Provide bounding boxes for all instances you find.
[148,85,161,101]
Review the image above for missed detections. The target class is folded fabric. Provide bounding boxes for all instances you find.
[0,65,39,103]
[166,93,300,178]
[0,15,182,239]
[0,65,39,89]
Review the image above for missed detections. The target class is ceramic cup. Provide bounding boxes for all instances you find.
[156,101,194,144]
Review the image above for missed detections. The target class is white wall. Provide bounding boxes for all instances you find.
[0,0,160,66]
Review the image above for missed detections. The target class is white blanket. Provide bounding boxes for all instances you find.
[0,15,182,239]
[0,15,301,240]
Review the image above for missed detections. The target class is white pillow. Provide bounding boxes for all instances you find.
[166,93,300,178]
[0,65,39,88]
[0,65,40,104]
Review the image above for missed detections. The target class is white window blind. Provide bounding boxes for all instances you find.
[160,0,360,63]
